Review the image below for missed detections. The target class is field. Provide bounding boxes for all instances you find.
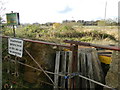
[2,23,118,46]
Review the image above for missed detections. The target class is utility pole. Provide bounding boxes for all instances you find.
[104,1,107,27]
[102,1,107,39]
[104,1,107,21]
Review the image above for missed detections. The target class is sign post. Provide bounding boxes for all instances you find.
[6,11,21,84]
[8,37,23,84]
[6,11,20,37]
[13,25,15,37]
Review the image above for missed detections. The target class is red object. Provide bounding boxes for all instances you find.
[64,40,120,51]
[1,35,71,48]
[1,35,120,51]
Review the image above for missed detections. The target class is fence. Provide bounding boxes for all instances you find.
[1,36,118,89]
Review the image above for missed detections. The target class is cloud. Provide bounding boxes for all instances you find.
[58,6,73,14]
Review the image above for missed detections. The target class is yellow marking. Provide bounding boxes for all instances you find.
[98,55,112,64]
[64,49,70,51]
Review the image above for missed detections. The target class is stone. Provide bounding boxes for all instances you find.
[105,51,119,89]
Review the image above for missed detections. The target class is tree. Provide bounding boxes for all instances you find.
[0,0,6,24]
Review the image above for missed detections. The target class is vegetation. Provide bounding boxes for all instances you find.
[2,22,118,45]
[2,20,118,88]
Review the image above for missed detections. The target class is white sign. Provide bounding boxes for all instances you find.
[8,38,23,57]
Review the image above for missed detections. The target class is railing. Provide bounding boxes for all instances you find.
[64,40,120,51]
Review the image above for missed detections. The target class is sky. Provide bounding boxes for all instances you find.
[1,0,120,24]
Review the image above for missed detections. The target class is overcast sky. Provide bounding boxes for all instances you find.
[2,0,120,24]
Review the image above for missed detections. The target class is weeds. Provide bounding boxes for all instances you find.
[2,24,118,44]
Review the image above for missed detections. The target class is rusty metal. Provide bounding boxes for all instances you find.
[24,38,71,48]
[10,59,65,77]
[64,40,120,51]
[1,35,71,48]
[71,45,78,89]
[25,49,56,86]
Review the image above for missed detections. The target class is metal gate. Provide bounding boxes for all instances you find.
[1,36,117,89]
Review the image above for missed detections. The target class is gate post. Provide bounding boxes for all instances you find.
[71,44,78,89]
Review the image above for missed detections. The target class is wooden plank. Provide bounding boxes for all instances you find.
[84,53,88,89]
[91,49,104,89]
[54,51,60,89]
[68,51,72,89]
[80,52,84,89]
[79,52,82,89]
[76,51,80,88]
[87,53,95,89]
[60,51,67,88]
[91,50,104,83]
[81,53,87,89]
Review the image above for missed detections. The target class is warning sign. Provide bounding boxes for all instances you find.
[8,38,23,57]
[6,13,20,25]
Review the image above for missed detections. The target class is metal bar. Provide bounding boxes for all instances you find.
[78,75,115,90]
[1,35,71,48]
[9,59,65,88]
[64,40,120,51]
[25,49,56,86]
[10,59,65,77]
[24,38,71,48]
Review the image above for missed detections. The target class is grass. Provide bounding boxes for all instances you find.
[2,24,118,88]
[2,24,118,46]
[2,24,118,45]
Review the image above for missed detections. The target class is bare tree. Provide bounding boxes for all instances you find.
[0,0,6,24]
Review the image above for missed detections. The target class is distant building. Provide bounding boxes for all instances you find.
[33,22,40,25]
[77,20,97,26]
[62,20,76,23]
[45,22,53,26]
[77,20,84,25]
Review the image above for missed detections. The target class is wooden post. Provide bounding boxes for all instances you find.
[60,51,67,88]
[71,45,78,89]
[13,25,16,37]
[54,51,60,89]
[68,51,72,89]
[81,53,87,89]
[76,50,80,88]
[87,53,95,89]
[11,11,16,37]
